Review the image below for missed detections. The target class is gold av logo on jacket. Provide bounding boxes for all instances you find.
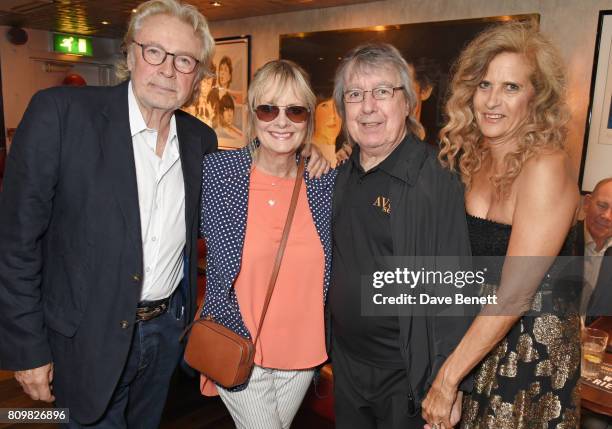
[373,196,391,214]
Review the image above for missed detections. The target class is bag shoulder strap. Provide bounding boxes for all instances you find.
[181,157,305,345]
[252,157,305,346]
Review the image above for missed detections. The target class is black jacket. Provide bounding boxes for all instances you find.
[576,221,612,318]
[332,133,474,405]
[0,81,217,423]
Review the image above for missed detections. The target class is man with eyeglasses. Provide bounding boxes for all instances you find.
[0,0,217,426]
[327,43,473,429]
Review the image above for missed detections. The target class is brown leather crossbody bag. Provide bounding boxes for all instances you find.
[181,158,305,388]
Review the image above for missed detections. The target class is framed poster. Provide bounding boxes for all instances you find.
[280,14,537,148]
[580,10,612,192]
[185,35,251,149]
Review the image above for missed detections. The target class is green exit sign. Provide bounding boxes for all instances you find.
[53,33,93,56]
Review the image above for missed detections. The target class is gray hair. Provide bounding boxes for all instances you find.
[115,0,215,105]
[246,60,316,152]
[333,43,424,145]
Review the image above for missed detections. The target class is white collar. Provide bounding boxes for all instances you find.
[128,81,177,141]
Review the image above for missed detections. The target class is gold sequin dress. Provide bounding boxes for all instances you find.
[461,214,581,429]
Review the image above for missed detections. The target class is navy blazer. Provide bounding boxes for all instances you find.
[199,147,336,338]
[0,82,217,423]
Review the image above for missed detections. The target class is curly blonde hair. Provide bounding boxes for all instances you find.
[438,21,569,197]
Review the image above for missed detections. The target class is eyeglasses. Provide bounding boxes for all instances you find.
[343,86,405,103]
[254,105,310,123]
[132,41,199,74]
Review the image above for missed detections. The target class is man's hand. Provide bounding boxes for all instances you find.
[302,144,330,179]
[14,363,55,402]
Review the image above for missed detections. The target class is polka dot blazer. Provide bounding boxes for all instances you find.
[199,146,336,339]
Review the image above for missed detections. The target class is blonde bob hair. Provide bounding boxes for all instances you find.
[438,21,569,196]
[246,60,316,152]
[115,0,215,105]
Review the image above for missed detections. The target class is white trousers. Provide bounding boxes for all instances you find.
[218,365,315,429]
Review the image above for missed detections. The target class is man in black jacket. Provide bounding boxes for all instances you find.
[0,0,217,426]
[328,43,473,429]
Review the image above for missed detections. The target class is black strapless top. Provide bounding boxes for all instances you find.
[466,214,512,257]
[466,213,577,257]
[466,213,580,310]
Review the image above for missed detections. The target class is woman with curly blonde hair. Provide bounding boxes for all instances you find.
[422,22,581,429]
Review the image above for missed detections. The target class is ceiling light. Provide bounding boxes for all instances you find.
[132,9,137,12]
[101,21,110,25]
[210,1,222,6]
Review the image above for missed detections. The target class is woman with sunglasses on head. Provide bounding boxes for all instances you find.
[198,59,336,429]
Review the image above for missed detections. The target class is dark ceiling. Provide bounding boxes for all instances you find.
[0,0,379,39]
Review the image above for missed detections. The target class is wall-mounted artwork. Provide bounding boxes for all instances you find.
[280,14,538,150]
[185,35,250,150]
[580,10,612,192]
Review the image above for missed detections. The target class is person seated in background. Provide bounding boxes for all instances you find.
[579,177,612,319]
[198,59,336,429]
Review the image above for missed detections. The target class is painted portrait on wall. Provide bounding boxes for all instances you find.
[184,35,250,149]
[280,15,537,147]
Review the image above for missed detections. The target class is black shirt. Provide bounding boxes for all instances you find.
[329,142,405,368]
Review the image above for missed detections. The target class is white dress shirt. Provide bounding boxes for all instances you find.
[128,82,186,301]
[581,224,612,311]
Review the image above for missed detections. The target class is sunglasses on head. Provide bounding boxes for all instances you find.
[255,104,310,123]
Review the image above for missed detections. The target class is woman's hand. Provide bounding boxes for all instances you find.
[335,142,353,165]
[302,144,331,178]
[421,376,462,429]
[450,391,463,427]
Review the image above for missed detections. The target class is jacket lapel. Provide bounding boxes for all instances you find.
[99,82,142,253]
[220,150,250,278]
[176,115,201,243]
